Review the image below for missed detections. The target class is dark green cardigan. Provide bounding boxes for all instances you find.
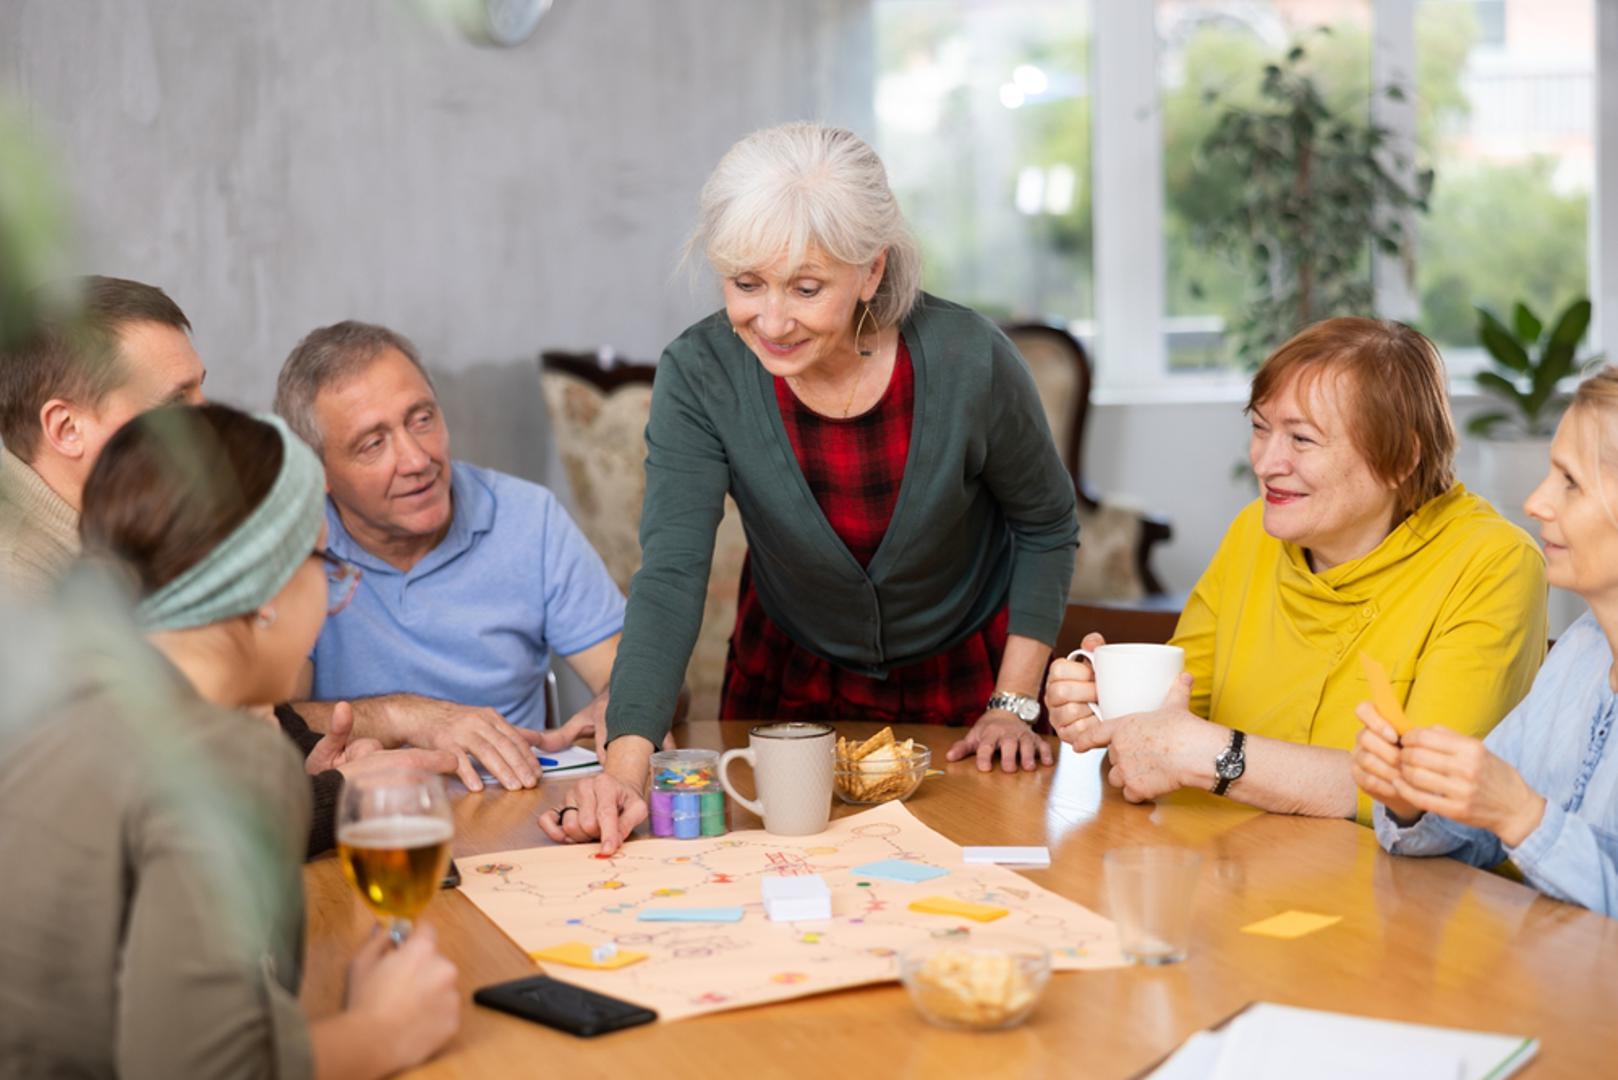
[604,294,1078,747]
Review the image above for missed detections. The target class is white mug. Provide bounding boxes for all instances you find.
[719,722,834,836]
[1066,644,1185,722]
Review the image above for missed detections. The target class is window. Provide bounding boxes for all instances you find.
[1159,1,1372,371]
[1415,0,1592,358]
[875,1,1093,324]
[872,0,1603,399]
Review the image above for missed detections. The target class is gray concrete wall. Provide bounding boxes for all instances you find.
[0,0,873,717]
[0,0,875,412]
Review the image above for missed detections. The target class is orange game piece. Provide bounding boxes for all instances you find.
[1359,654,1412,736]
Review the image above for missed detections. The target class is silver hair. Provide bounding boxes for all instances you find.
[273,320,434,453]
[689,122,922,327]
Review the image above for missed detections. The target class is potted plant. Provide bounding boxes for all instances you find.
[1195,39,1433,365]
[1466,297,1597,529]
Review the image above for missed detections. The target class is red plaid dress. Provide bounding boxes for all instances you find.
[720,338,1009,726]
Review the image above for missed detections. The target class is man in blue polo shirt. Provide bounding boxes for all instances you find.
[276,320,624,793]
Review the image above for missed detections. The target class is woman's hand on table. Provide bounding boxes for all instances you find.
[1351,703,1424,823]
[1046,632,1106,751]
[344,924,460,1073]
[945,711,1054,772]
[1393,726,1548,847]
[1100,674,1218,802]
[538,734,655,855]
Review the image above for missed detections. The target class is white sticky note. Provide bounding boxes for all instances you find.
[762,874,831,922]
[962,846,1051,867]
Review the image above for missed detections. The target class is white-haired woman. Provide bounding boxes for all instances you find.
[1353,368,1618,915]
[546,122,1077,852]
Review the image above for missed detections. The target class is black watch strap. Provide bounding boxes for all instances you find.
[1212,729,1246,796]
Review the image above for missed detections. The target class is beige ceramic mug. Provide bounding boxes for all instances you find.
[719,722,835,836]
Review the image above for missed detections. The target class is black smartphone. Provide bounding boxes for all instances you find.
[473,974,657,1037]
[441,859,461,889]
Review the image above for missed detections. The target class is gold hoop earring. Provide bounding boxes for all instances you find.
[855,303,874,358]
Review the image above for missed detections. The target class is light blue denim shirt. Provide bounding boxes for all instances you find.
[1374,609,1618,916]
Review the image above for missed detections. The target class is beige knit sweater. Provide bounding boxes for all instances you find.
[0,446,80,595]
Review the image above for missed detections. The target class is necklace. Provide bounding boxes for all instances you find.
[789,354,870,418]
[792,320,882,418]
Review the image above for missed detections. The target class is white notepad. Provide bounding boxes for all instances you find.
[1149,1003,1537,1080]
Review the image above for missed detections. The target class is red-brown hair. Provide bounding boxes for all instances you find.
[1248,317,1456,518]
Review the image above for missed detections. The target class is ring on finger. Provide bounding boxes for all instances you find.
[555,805,580,822]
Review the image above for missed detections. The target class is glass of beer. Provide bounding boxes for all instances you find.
[337,770,454,945]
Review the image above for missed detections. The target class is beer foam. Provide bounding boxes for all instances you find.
[338,815,454,848]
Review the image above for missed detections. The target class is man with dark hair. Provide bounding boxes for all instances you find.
[0,275,206,592]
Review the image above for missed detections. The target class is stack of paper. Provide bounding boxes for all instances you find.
[1149,1003,1537,1080]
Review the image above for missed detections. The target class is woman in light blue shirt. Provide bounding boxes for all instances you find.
[1352,366,1618,916]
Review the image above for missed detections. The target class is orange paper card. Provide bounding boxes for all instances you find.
[1241,910,1342,939]
[908,896,1010,923]
[1359,654,1411,736]
[529,941,649,970]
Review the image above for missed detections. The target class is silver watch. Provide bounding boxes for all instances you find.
[987,690,1041,724]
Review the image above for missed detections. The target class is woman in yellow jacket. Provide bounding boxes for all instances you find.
[1045,317,1547,822]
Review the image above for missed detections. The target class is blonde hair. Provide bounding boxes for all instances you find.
[1249,317,1456,519]
[689,122,922,327]
[1568,366,1618,530]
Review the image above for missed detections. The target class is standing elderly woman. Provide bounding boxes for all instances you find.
[1046,318,1547,822]
[1354,368,1618,915]
[548,122,1078,851]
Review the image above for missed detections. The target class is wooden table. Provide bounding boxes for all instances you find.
[302,722,1618,1077]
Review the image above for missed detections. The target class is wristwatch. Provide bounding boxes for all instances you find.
[1212,729,1246,795]
[986,690,1041,724]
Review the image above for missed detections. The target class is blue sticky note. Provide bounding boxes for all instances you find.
[851,859,949,884]
[637,907,746,923]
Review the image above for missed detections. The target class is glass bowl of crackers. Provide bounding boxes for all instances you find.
[899,937,1051,1032]
[835,727,930,805]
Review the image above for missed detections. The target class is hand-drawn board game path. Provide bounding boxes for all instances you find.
[455,801,1126,1021]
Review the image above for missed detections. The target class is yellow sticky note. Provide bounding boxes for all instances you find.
[528,941,648,970]
[1241,910,1342,939]
[908,896,1010,923]
[1359,654,1411,735]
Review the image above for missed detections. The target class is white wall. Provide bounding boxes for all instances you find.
[0,0,874,408]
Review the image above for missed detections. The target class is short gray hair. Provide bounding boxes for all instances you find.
[273,320,434,453]
[690,122,922,328]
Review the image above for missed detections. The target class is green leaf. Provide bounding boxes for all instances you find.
[1547,298,1592,353]
[1476,310,1530,373]
[1511,302,1543,344]
[1475,370,1526,406]
[1466,411,1512,437]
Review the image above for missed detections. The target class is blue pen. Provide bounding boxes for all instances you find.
[536,756,560,767]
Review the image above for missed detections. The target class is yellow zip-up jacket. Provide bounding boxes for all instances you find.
[1171,484,1548,823]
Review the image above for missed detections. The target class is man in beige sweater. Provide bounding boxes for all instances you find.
[0,276,205,593]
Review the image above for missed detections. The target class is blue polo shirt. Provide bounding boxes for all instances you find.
[310,462,625,732]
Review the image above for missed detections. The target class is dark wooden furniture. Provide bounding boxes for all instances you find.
[1001,321,1175,595]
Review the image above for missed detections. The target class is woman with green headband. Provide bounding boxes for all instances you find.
[0,404,458,1077]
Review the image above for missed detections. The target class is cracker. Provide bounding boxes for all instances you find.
[851,727,896,761]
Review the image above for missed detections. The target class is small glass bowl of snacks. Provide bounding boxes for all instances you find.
[899,937,1051,1032]
[834,727,930,805]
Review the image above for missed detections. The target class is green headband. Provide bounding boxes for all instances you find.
[136,414,326,634]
